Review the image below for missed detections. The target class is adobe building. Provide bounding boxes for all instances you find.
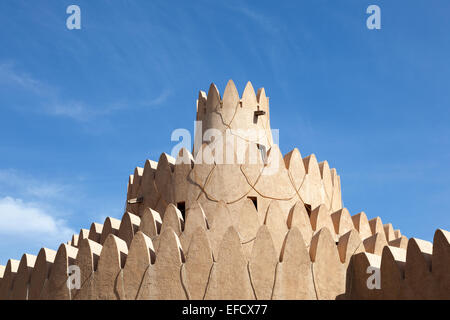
[0,80,448,300]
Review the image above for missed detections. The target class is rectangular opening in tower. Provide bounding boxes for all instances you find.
[248,196,258,210]
[177,201,186,221]
[305,204,312,217]
[256,144,267,164]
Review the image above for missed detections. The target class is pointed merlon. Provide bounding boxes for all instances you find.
[72,238,102,300]
[94,234,128,300]
[404,238,433,299]
[303,155,326,209]
[389,235,408,250]
[183,227,213,300]
[139,207,162,239]
[330,208,354,236]
[155,153,176,208]
[287,201,313,247]
[256,86,269,111]
[0,265,4,292]
[319,161,333,202]
[123,231,155,300]
[249,225,278,300]
[263,200,289,259]
[272,227,315,299]
[142,227,187,300]
[380,246,406,299]
[283,148,306,191]
[10,253,36,300]
[363,232,388,256]
[78,229,90,241]
[71,234,79,248]
[255,86,270,138]
[383,223,396,242]
[310,204,336,241]
[206,201,234,261]
[99,217,121,245]
[88,223,103,243]
[175,147,195,166]
[0,259,20,300]
[180,204,208,252]
[129,167,144,199]
[432,229,450,299]
[369,217,386,239]
[127,174,134,200]
[303,154,322,180]
[204,227,254,300]
[28,248,56,300]
[139,159,159,211]
[173,149,195,206]
[351,212,372,240]
[242,81,257,108]
[44,244,78,300]
[237,198,261,237]
[118,212,141,248]
[222,79,240,126]
[346,252,381,299]
[206,83,221,113]
[196,90,207,122]
[310,228,345,300]
[160,204,184,238]
[330,168,342,212]
[330,168,338,187]
[337,229,364,267]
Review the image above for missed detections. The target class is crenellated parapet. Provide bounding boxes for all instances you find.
[1,199,447,300]
[0,81,448,300]
[194,80,273,160]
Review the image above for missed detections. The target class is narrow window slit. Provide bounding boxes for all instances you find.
[256,144,267,164]
[305,204,312,217]
[177,201,186,221]
[248,196,258,210]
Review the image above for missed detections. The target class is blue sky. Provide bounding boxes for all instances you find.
[0,0,449,264]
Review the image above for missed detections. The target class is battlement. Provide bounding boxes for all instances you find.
[194,80,273,158]
[0,81,448,300]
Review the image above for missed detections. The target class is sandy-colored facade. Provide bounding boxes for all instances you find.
[0,80,448,300]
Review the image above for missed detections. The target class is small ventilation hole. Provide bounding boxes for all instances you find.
[248,196,258,210]
[305,204,312,217]
[177,202,186,221]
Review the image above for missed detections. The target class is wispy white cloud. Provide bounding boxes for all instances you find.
[0,62,172,122]
[45,100,115,122]
[47,88,172,121]
[0,197,74,240]
[0,169,78,263]
[0,169,69,200]
[143,88,173,107]
[229,5,281,35]
[0,62,52,95]
[25,183,67,199]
